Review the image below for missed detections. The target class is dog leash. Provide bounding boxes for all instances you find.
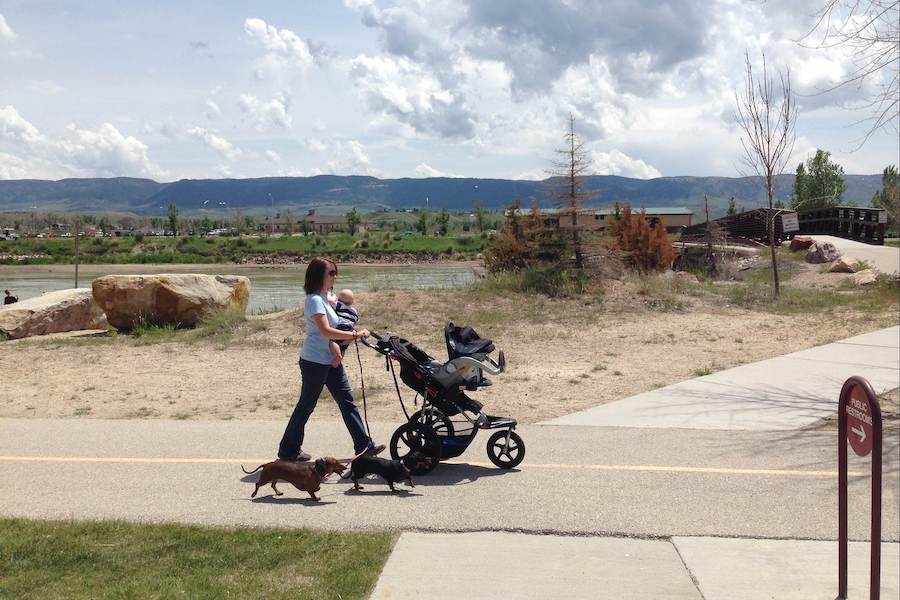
[353,336,374,446]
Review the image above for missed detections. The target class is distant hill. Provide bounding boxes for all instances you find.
[0,173,884,219]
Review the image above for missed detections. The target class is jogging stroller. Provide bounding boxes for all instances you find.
[361,323,525,475]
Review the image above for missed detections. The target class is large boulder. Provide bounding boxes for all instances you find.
[92,274,250,330]
[0,288,108,340]
[830,256,861,273]
[806,242,842,264]
[789,236,815,251]
[850,269,878,286]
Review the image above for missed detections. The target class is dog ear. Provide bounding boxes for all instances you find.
[314,457,324,470]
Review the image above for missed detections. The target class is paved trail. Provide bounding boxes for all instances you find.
[3,326,899,598]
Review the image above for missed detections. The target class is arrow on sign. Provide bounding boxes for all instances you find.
[851,425,867,443]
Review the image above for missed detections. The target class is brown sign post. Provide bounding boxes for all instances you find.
[837,376,883,600]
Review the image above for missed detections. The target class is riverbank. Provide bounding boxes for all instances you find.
[0,260,482,273]
[0,232,488,265]
[2,273,897,425]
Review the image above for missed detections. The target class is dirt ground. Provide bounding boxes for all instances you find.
[1,268,897,426]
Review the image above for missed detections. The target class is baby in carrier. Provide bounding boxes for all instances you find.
[328,288,358,367]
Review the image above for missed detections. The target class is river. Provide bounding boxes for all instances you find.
[0,263,479,312]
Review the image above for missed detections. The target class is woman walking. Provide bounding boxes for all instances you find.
[277,257,384,462]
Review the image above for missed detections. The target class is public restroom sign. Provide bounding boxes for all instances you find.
[845,386,874,457]
[837,376,883,600]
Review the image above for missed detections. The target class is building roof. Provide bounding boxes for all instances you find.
[506,206,693,217]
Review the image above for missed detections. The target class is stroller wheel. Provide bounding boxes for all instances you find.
[486,430,525,469]
[409,410,455,438]
[390,422,442,475]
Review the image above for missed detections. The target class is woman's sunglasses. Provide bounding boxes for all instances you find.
[328,270,338,277]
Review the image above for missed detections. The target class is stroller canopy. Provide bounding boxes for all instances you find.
[445,322,495,358]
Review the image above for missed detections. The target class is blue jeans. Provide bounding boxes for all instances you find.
[278,359,372,458]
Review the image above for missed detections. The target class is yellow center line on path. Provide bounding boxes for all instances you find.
[0,456,895,478]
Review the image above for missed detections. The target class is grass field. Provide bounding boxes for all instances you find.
[0,231,491,264]
[0,518,394,600]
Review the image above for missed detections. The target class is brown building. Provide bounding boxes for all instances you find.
[505,207,693,233]
[262,209,350,234]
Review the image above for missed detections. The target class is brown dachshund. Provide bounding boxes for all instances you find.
[241,457,346,501]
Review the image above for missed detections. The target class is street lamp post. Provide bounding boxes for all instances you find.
[267,193,274,238]
[74,215,80,288]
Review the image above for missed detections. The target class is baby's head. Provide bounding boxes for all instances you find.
[337,288,355,306]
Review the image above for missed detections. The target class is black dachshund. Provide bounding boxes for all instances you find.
[344,454,426,492]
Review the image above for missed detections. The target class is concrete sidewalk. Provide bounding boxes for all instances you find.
[370,532,900,600]
[808,235,899,274]
[541,326,900,430]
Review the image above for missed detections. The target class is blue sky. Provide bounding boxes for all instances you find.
[0,0,897,182]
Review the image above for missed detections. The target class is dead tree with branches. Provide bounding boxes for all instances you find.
[734,51,797,299]
[799,0,899,145]
[546,115,596,269]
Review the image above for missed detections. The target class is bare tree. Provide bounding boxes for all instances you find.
[799,0,899,145]
[547,114,596,269]
[734,51,797,298]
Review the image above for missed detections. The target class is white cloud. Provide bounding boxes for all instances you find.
[0,14,15,43]
[264,149,281,162]
[308,138,378,175]
[413,162,459,178]
[0,152,31,179]
[349,54,475,138]
[186,126,242,160]
[59,122,166,178]
[0,105,44,144]
[0,105,166,178]
[204,99,221,119]
[588,148,661,179]
[238,93,292,129]
[244,17,315,67]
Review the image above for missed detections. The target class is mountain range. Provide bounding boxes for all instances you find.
[0,174,885,219]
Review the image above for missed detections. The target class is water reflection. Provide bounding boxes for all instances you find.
[0,263,478,312]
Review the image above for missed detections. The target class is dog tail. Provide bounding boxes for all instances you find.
[241,464,264,475]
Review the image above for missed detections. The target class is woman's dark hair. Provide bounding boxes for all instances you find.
[304,257,336,294]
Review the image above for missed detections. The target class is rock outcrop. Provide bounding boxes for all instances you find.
[0,288,108,340]
[92,274,250,330]
[806,242,841,264]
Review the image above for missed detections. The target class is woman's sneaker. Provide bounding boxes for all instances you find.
[278,449,312,462]
[362,444,386,457]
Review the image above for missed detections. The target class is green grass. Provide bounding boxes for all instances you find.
[0,518,394,600]
[0,232,487,265]
[721,275,900,315]
[885,240,899,248]
[470,268,589,298]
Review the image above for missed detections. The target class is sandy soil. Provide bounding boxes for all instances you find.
[1,278,896,425]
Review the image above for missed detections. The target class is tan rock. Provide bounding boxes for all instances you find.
[92,274,250,330]
[0,288,108,340]
[850,269,878,286]
[829,256,861,273]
